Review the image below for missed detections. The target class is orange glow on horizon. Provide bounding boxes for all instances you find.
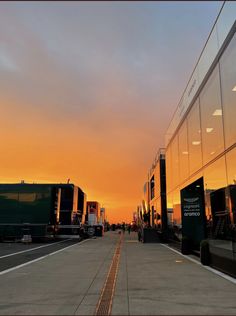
[0,98,149,223]
[0,2,222,222]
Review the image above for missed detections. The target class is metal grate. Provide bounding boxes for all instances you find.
[95,235,123,315]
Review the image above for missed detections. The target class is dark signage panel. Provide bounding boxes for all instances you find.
[181,177,206,248]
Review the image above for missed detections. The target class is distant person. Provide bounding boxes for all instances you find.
[122,223,125,234]
[138,226,142,242]
[128,225,131,234]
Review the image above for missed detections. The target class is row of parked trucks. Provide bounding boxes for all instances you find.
[0,183,104,241]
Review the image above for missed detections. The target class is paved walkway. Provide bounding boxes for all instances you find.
[0,231,236,315]
[112,232,236,315]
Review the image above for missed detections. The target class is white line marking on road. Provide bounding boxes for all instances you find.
[0,239,91,276]
[161,244,236,285]
[0,239,71,259]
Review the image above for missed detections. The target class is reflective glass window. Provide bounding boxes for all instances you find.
[171,136,179,190]
[150,175,155,200]
[150,202,155,226]
[226,147,236,224]
[178,121,189,183]
[200,65,224,164]
[167,192,173,226]
[180,171,203,192]
[204,156,227,191]
[220,33,236,149]
[187,99,202,175]
[155,198,162,228]
[204,156,227,218]
[204,156,232,239]
[226,147,236,185]
[173,189,181,227]
[166,146,172,193]
[154,162,160,199]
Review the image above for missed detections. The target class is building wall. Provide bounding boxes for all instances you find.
[166,29,236,237]
[165,2,236,146]
[148,150,167,229]
[142,181,149,215]
[149,163,161,227]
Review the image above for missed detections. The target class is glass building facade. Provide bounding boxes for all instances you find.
[165,3,236,241]
[148,149,167,231]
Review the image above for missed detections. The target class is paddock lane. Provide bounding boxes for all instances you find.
[0,232,119,315]
[0,239,80,272]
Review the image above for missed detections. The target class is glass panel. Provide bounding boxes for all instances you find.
[180,172,203,196]
[220,33,236,149]
[171,135,179,190]
[200,65,224,164]
[167,192,173,227]
[187,99,202,175]
[150,175,155,200]
[173,188,181,239]
[173,189,181,226]
[165,146,172,193]
[198,26,218,85]
[154,198,161,229]
[204,156,227,195]
[203,156,230,239]
[226,147,236,224]
[226,147,236,186]
[178,121,189,183]
[150,201,155,227]
[154,161,160,199]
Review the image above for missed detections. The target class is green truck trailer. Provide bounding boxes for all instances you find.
[0,183,86,240]
[0,184,60,240]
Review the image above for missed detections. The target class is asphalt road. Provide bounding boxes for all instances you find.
[0,239,81,272]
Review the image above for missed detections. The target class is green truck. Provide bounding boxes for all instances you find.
[0,183,86,241]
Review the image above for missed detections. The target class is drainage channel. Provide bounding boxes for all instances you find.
[95,234,124,316]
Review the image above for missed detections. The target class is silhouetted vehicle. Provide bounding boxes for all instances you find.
[0,183,86,241]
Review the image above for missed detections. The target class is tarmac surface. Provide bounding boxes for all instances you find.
[0,231,236,315]
[0,239,79,272]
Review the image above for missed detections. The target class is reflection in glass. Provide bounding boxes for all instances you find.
[204,157,228,235]
[167,192,173,226]
[171,136,179,190]
[227,185,236,225]
[150,175,155,200]
[150,203,155,227]
[154,199,161,228]
[226,147,236,186]
[204,156,227,192]
[200,65,224,164]
[166,146,172,193]
[180,171,203,192]
[154,161,160,198]
[226,147,236,225]
[173,189,181,226]
[210,186,232,239]
[178,121,189,183]
[220,32,236,149]
[187,99,203,175]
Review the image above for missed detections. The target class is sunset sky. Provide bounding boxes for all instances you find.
[0,1,222,223]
